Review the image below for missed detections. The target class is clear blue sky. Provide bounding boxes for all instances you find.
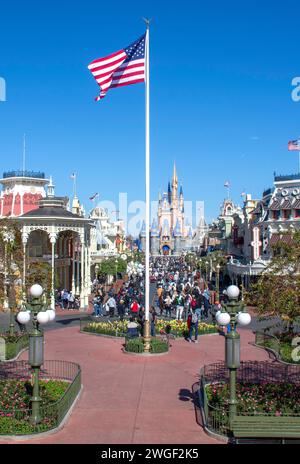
[0,0,300,226]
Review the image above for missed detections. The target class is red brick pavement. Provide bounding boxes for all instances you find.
[0,327,270,444]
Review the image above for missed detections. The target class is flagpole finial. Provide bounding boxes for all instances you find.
[142,17,152,29]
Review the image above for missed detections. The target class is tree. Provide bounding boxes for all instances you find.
[0,219,23,310]
[250,231,300,332]
[99,258,127,277]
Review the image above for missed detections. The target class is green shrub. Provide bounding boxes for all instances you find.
[150,338,169,353]
[125,337,144,353]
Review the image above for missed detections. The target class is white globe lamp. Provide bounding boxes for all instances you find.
[226,285,240,300]
[217,312,231,326]
[46,309,56,322]
[37,311,50,324]
[17,311,31,325]
[237,312,251,327]
[215,310,222,320]
[30,284,44,298]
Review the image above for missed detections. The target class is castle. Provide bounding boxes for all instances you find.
[140,164,207,255]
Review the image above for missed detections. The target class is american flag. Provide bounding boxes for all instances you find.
[288,139,300,151]
[88,34,146,101]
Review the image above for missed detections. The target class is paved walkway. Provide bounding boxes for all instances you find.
[0,326,270,444]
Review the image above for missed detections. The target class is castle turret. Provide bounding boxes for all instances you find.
[179,185,184,213]
[150,218,160,255]
[173,218,182,255]
[139,220,146,252]
[172,163,178,207]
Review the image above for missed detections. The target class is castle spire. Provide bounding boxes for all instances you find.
[172,162,178,186]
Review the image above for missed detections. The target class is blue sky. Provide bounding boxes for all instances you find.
[0,0,300,227]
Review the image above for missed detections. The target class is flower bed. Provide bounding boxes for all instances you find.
[81,318,217,339]
[125,337,169,354]
[0,379,69,434]
[206,381,300,416]
[82,320,128,337]
[156,319,217,338]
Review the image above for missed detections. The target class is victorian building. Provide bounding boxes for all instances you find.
[227,172,300,287]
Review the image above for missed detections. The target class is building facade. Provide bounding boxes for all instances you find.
[227,172,300,287]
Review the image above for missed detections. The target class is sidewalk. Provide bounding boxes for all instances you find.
[0,327,270,444]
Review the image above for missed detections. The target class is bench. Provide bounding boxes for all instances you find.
[231,415,300,439]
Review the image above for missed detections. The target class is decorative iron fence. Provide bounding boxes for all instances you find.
[0,360,81,435]
[255,331,280,360]
[200,361,300,438]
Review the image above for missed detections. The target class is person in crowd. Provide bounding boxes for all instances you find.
[175,292,184,321]
[137,306,145,335]
[130,299,140,317]
[107,295,116,317]
[164,293,172,318]
[150,306,157,337]
[117,299,126,321]
[126,317,139,338]
[68,291,75,310]
[187,307,199,343]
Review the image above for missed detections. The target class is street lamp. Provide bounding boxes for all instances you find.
[215,285,251,429]
[115,258,119,282]
[17,284,55,425]
[216,263,220,302]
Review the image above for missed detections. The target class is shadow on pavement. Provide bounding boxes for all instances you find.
[56,318,81,325]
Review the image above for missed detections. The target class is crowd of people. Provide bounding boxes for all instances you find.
[55,289,80,310]
[90,255,221,343]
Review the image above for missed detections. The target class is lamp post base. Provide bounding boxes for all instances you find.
[143,320,151,353]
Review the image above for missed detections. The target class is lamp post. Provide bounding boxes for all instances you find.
[215,285,251,429]
[115,258,118,282]
[95,264,99,280]
[17,284,55,425]
[216,263,220,302]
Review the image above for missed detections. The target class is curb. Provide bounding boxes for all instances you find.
[80,330,125,339]
[122,347,169,357]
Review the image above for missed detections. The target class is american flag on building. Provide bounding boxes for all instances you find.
[88,34,146,101]
[288,139,300,151]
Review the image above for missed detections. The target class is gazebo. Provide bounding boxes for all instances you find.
[17,182,93,309]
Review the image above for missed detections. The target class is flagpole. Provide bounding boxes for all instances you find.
[143,18,151,351]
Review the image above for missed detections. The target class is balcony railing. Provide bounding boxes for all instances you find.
[274,173,300,182]
[2,170,45,179]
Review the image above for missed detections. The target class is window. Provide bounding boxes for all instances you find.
[295,209,300,218]
[272,210,280,220]
[283,210,291,220]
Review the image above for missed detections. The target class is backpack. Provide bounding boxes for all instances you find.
[191,312,198,324]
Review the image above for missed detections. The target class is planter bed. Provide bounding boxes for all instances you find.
[200,361,300,442]
[0,333,29,361]
[124,337,169,355]
[0,360,81,435]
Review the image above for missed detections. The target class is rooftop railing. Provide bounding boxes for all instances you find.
[2,170,46,179]
[274,173,300,182]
